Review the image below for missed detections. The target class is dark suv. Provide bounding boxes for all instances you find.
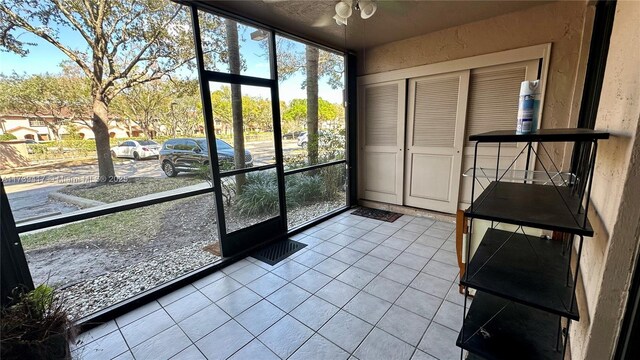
[159,138,253,177]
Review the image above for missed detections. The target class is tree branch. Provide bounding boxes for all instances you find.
[0,5,93,79]
[107,7,181,85]
[50,0,94,49]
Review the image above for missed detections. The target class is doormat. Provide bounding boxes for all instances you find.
[351,207,403,222]
[252,239,307,266]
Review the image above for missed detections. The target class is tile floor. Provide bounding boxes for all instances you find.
[72,212,467,360]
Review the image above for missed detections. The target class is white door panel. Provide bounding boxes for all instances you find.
[408,154,454,202]
[359,80,406,205]
[459,60,540,209]
[404,70,470,214]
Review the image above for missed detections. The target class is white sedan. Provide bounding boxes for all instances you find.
[110,140,160,160]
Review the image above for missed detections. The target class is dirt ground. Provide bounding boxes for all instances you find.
[25,195,220,288]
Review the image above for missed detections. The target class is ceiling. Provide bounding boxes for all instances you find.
[202,0,553,51]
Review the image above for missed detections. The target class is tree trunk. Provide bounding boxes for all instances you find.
[92,97,116,182]
[306,46,319,166]
[226,19,246,193]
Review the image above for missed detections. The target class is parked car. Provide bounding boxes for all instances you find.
[297,132,308,147]
[282,130,305,140]
[159,138,253,177]
[111,140,160,160]
[25,139,37,154]
[297,131,345,148]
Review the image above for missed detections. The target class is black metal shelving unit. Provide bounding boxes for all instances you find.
[457,128,609,360]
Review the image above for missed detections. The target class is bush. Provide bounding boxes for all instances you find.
[285,174,325,208]
[0,133,17,141]
[234,172,279,216]
[0,284,76,359]
[234,163,345,216]
[27,144,50,154]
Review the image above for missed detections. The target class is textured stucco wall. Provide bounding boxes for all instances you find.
[570,0,640,358]
[358,0,592,168]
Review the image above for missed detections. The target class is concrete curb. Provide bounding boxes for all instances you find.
[49,191,106,209]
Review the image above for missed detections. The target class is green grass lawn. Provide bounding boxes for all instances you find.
[20,203,168,250]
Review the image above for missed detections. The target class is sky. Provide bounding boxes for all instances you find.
[0,21,344,104]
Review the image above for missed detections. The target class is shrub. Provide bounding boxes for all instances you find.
[234,164,346,216]
[285,174,325,208]
[234,172,279,216]
[0,284,76,359]
[27,144,50,154]
[318,164,346,196]
[0,133,17,141]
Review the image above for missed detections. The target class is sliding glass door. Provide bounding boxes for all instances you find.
[190,5,349,257]
[192,10,287,257]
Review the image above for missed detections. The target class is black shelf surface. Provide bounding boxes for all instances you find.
[468,128,609,143]
[457,291,563,360]
[462,228,578,320]
[465,182,593,236]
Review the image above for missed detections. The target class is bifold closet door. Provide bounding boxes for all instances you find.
[404,70,470,214]
[359,80,406,204]
[458,59,541,209]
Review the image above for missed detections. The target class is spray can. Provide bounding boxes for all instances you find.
[517,80,541,134]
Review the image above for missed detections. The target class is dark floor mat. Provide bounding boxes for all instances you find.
[351,207,403,222]
[252,239,307,265]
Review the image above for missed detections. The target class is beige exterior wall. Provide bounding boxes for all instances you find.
[6,127,39,140]
[357,1,640,358]
[570,1,640,358]
[358,0,593,168]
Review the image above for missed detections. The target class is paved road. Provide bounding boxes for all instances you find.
[4,139,301,222]
[5,159,162,222]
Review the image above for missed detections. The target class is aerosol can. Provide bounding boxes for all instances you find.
[516,80,541,134]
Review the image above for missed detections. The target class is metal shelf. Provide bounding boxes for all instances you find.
[464,181,593,236]
[461,228,578,320]
[462,168,576,186]
[468,128,610,143]
[457,291,564,360]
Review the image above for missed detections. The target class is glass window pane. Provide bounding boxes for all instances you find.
[21,194,220,319]
[285,163,347,229]
[276,36,346,170]
[221,168,280,234]
[5,98,211,225]
[209,82,276,172]
[198,11,271,79]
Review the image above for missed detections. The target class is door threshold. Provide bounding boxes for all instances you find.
[358,200,456,223]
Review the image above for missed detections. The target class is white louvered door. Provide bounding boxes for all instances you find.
[359,80,406,204]
[404,70,470,213]
[458,60,540,208]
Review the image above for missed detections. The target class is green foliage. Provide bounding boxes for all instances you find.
[234,172,279,216]
[0,133,17,141]
[27,144,50,155]
[64,123,82,140]
[273,37,345,90]
[1,284,75,359]
[24,285,55,319]
[285,174,325,208]
[210,86,275,133]
[1,0,213,179]
[111,79,204,138]
[0,73,91,128]
[234,164,345,217]
[283,129,346,170]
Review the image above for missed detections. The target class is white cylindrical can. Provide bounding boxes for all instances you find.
[517,80,541,134]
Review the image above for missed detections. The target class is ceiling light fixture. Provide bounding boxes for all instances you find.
[334,0,377,26]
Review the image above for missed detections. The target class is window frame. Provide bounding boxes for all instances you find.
[14,4,355,235]
[9,0,357,329]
